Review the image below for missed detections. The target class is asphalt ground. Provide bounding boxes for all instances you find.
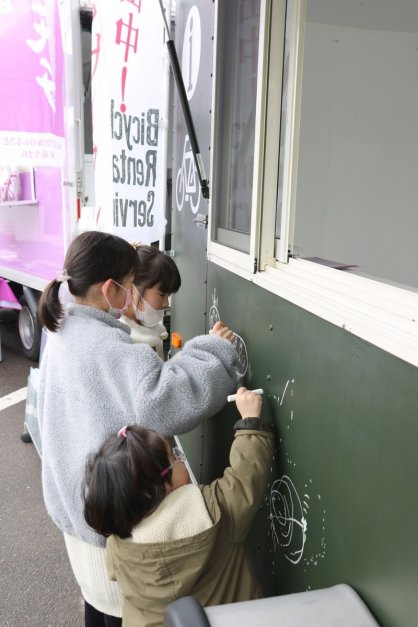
[0,310,84,626]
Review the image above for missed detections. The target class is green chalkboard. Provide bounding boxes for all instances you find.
[176,262,418,627]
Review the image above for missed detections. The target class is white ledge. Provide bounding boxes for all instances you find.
[252,259,418,368]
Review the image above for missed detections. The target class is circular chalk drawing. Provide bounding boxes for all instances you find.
[208,289,220,331]
[208,288,248,377]
[270,475,307,565]
[208,304,220,330]
[232,332,248,378]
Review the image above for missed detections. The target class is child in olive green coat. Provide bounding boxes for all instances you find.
[83,388,274,627]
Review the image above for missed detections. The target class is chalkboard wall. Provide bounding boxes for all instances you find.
[177,262,417,627]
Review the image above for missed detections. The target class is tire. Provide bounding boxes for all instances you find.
[18,296,41,361]
[21,431,33,444]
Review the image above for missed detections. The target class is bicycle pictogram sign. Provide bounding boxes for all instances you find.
[175,134,201,214]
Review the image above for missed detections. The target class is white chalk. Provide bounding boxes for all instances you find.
[227,388,264,403]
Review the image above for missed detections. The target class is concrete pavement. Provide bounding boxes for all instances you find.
[0,311,84,626]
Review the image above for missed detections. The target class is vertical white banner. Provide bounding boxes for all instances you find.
[92,0,167,242]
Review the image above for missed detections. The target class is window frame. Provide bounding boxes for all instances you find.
[208,0,418,368]
[208,0,272,275]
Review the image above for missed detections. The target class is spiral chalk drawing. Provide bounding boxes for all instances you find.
[267,378,327,574]
[270,474,307,564]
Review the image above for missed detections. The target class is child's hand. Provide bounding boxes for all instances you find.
[209,321,235,343]
[235,387,262,419]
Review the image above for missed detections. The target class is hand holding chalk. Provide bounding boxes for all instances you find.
[209,321,235,344]
[227,388,264,403]
[233,387,263,419]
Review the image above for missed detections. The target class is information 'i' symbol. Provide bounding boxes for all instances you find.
[120,66,127,113]
[182,6,201,101]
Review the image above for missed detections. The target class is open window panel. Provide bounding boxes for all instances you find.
[208,0,274,277]
[273,0,418,290]
[258,0,418,367]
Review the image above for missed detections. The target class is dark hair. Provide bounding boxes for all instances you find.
[39,231,140,332]
[134,245,181,295]
[83,425,173,538]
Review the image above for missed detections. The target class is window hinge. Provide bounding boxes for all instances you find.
[253,257,258,274]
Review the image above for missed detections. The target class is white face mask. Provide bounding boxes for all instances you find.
[135,298,165,327]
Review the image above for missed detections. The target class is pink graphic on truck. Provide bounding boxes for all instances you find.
[0,0,64,136]
[0,0,68,285]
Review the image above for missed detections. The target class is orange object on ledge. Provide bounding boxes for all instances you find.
[170,331,182,349]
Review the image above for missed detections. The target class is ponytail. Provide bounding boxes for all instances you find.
[38,279,64,332]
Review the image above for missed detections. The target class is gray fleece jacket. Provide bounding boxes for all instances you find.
[38,305,239,547]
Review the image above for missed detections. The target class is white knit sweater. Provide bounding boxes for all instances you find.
[64,534,123,617]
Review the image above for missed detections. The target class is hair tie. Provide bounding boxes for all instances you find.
[56,269,72,283]
[118,426,128,438]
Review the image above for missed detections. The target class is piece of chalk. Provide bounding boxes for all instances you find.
[227,388,264,403]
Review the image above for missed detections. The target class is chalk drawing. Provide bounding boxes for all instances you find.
[269,475,307,564]
[272,378,295,406]
[208,288,249,377]
[303,481,327,572]
[268,472,327,571]
[280,379,290,405]
[232,332,248,377]
[266,378,327,575]
[208,289,220,330]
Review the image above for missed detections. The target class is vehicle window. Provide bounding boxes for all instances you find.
[212,0,261,253]
[289,0,418,290]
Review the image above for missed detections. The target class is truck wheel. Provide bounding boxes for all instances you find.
[21,431,33,444]
[18,296,41,361]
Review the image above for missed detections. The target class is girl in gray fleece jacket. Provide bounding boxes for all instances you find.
[37,231,239,627]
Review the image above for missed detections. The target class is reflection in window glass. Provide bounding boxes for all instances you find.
[293,0,418,290]
[212,0,260,253]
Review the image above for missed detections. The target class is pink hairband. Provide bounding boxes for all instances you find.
[118,426,128,438]
[56,268,72,282]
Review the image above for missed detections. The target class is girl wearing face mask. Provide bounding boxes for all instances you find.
[120,245,181,359]
[37,231,239,627]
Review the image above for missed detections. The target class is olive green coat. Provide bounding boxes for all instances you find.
[106,428,275,626]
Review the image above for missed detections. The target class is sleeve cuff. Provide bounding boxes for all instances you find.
[233,417,274,432]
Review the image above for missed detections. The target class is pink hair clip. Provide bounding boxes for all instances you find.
[118,426,128,438]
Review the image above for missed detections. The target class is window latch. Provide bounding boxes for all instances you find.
[193,214,208,229]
